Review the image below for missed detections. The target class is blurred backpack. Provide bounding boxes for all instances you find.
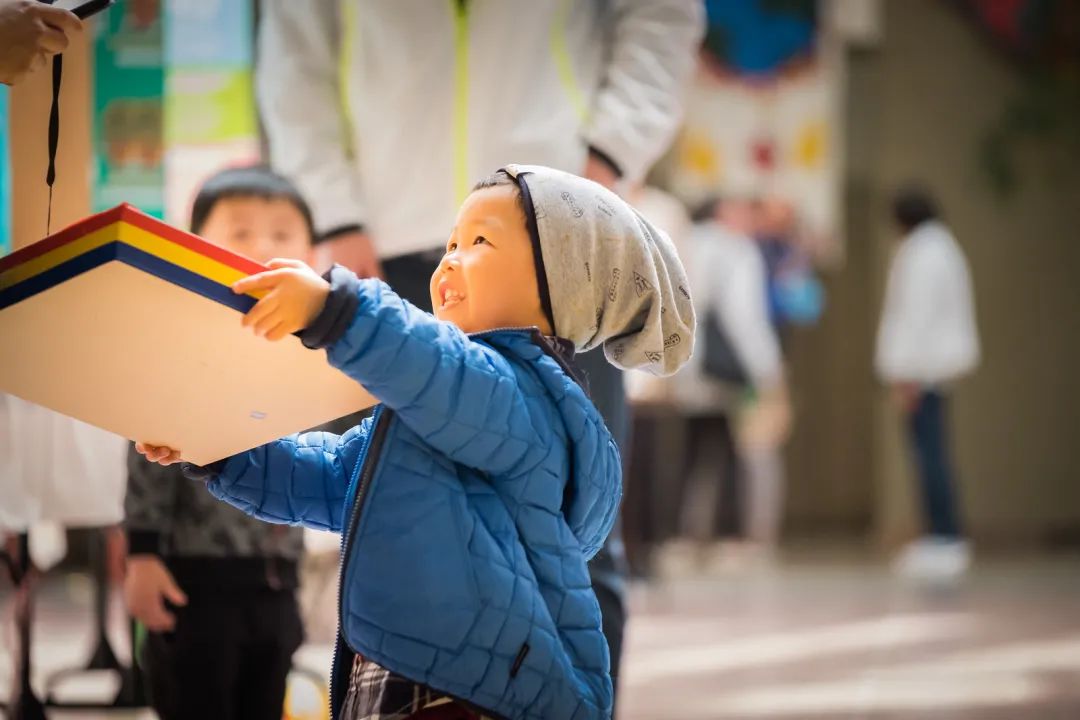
[702,310,749,387]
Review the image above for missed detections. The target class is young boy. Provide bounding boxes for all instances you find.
[139,165,695,720]
[124,166,310,720]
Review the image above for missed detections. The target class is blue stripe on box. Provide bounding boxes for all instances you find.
[0,241,258,315]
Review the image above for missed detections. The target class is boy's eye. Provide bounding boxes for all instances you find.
[447,241,458,252]
[473,236,488,246]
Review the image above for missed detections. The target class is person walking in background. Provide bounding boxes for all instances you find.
[656,197,789,574]
[255,0,704,692]
[125,168,308,720]
[877,186,980,581]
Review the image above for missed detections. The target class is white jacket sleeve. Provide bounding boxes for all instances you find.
[256,0,365,236]
[585,0,705,181]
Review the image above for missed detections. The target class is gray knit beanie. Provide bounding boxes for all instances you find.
[502,164,695,376]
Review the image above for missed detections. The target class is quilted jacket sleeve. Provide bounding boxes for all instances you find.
[203,420,371,532]
[321,279,555,476]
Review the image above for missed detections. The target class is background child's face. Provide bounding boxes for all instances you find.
[430,185,552,335]
[198,196,313,266]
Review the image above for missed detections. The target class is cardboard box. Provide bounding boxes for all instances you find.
[0,204,374,465]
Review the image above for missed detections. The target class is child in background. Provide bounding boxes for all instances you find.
[139,165,695,720]
[124,167,310,720]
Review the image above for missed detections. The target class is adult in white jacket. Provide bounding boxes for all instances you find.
[256,0,704,696]
[876,187,980,580]
[258,0,703,283]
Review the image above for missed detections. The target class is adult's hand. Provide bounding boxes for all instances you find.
[0,0,82,86]
[891,382,922,415]
[583,151,620,192]
[313,231,383,279]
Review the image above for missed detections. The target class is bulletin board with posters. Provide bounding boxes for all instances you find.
[669,0,842,256]
[92,0,166,216]
[93,0,258,225]
[163,0,259,226]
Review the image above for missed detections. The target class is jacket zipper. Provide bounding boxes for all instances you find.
[329,405,388,719]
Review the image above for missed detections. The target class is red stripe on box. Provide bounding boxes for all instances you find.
[0,204,268,277]
[117,205,265,275]
[0,206,126,273]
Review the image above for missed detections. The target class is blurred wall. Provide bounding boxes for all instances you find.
[9,29,93,251]
[787,0,1080,548]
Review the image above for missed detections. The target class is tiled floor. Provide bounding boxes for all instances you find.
[618,555,1080,719]
[3,553,1080,719]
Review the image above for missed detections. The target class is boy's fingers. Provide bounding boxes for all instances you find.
[241,296,278,329]
[264,322,291,342]
[148,600,176,631]
[163,580,188,607]
[158,449,180,465]
[253,311,283,338]
[232,268,291,294]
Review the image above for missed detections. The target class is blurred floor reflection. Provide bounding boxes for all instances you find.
[3,552,1079,719]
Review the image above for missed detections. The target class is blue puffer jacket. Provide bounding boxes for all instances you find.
[203,279,621,719]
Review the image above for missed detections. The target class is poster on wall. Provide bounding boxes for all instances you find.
[164,0,259,227]
[92,0,258,227]
[669,0,841,254]
[0,87,10,256]
[92,0,166,217]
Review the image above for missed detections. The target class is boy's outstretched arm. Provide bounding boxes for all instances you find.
[243,266,556,476]
[165,420,371,532]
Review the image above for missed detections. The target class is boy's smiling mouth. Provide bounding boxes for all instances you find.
[438,278,466,310]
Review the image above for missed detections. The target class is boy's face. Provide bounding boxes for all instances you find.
[430,185,552,335]
[198,196,313,266]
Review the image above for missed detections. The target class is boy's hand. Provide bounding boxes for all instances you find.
[124,556,188,632]
[232,259,330,341]
[135,442,182,466]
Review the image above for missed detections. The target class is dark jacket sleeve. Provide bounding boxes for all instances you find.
[124,443,183,557]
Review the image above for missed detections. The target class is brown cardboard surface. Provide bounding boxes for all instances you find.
[0,261,374,465]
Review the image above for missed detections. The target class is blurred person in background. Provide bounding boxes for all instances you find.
[755,195,825,341]
[622,184,694,576]
[0,0,81,86]
[255,0,704,699]
[124,168,308,720]
[877,186,980,581]
[657,197,790,574]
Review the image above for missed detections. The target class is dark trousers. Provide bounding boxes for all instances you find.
[907,391,963,538]
[681,414,742,540]
[141,587,303,720]
[383,249,630,691]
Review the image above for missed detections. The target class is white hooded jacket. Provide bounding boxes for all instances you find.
[876,221,981,384]
[257,0,703,259]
